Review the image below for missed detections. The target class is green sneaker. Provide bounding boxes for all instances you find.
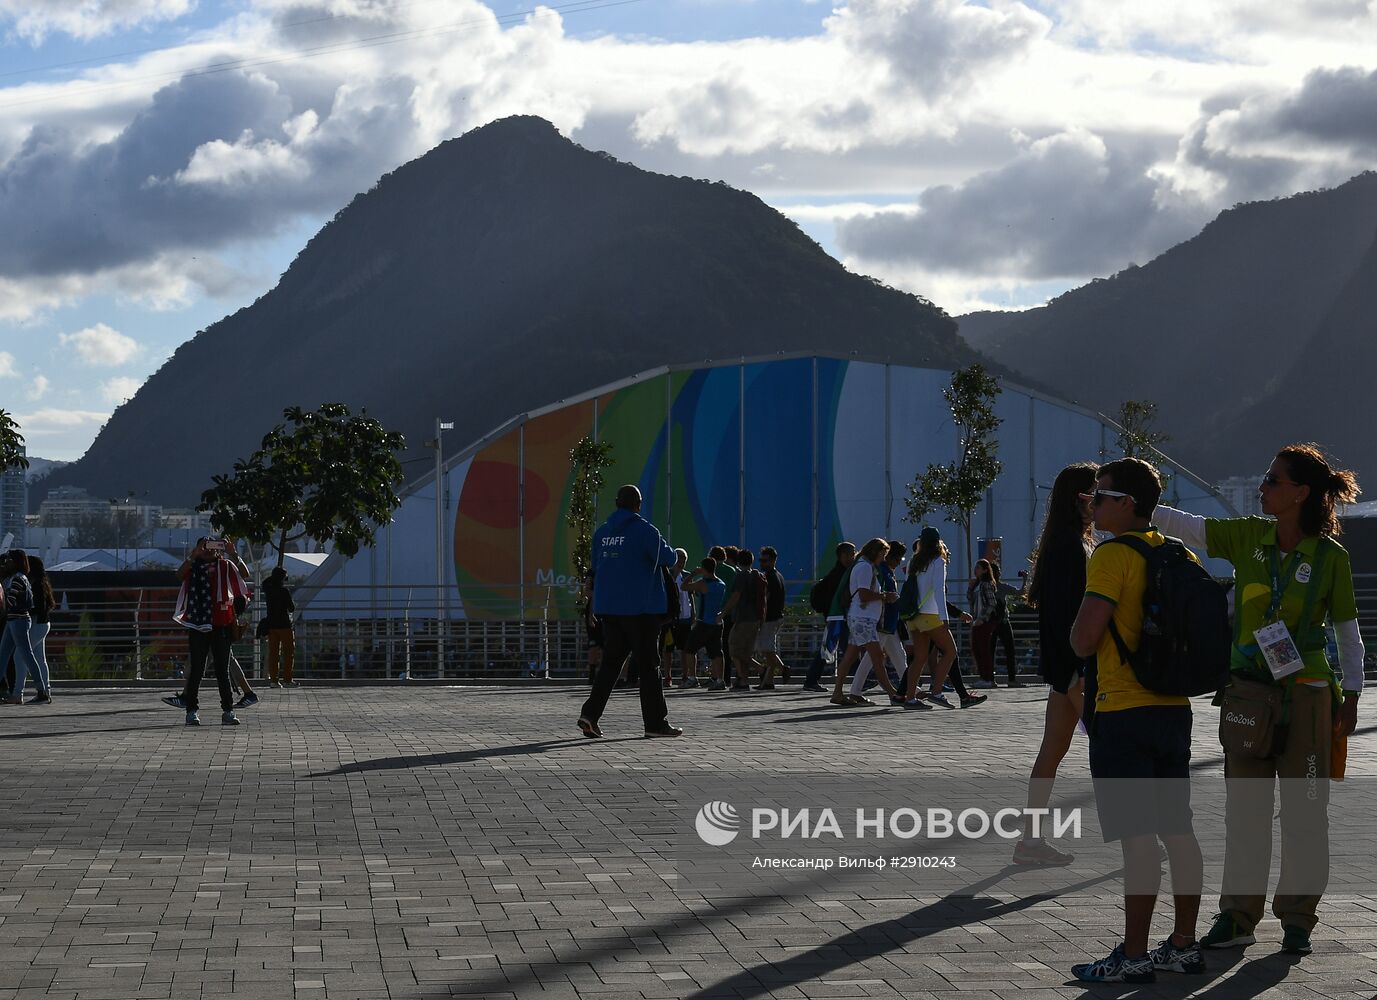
[1201,912,1255,949]
[1280,925,1312,955]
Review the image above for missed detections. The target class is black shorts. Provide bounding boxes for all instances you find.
[667,620,692,649]
[685,622,722,659]
[1089,706,1194,842]
[1040,654,1084,695]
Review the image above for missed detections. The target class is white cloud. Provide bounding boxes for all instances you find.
[101,375,144,403]
[0,350,16,377]
[0,0,195,42]
[59,323,142,366]
[11,407,109,432]
[27,374,49,400]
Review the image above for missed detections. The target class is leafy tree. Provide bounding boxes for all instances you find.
[903,364,1003,572]
[61,612,103,680]
[199,403,406,570]
[1,409,28,473]
[567,436,615,583]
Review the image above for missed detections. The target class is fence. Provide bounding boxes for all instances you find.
[25,576,1377,683]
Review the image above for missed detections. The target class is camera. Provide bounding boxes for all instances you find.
[203,539,226,553]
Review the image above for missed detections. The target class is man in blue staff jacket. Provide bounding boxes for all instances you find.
[579,484,684,739]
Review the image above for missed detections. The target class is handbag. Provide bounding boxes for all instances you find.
[1218,676,1287,759]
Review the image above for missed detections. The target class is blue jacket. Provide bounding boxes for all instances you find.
[591,508,677,616]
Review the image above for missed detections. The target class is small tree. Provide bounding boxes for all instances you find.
[1115,399,1173,498]
[1,409,29,473]
[567,436,614,583]
[903,364,1003,572]
[1115,399,1170,462]
[199,403,406,570]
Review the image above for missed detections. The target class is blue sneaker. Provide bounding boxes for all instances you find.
[1149,935,1205,973]
[163,694,187,710]
[185,712,200,726]
[222,711,241,726]
[1072,944,1155,983]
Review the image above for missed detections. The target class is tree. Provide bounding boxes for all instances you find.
[902,364,1003,572]
[199,403,406,570]
[567,436,615,583]
[1,409,28,473]
[1115,399,1170,462]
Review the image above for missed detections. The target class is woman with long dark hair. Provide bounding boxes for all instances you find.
[25,556,55,704]
[0,549,46,705]
[1013,462,1097,866]
[1153,443,1362,956]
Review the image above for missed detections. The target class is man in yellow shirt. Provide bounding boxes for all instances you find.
[1068,458,1204,983]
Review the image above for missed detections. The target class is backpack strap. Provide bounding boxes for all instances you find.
[1099,534,1155,666]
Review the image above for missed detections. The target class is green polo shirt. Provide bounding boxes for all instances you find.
[1203,516,1357,683]
[716,563,737,620]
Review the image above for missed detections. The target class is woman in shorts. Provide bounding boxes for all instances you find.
[901,527,973,708]
[1013,462,1097,866]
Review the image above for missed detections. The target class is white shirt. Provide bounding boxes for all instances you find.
[912,556,947,617]
[848,560,882,621]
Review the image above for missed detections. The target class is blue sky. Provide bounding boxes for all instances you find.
[3,0,1377,460]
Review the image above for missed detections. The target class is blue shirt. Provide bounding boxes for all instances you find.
[877,563,900,633]
[590,507,677,616]
[696,577,727,624]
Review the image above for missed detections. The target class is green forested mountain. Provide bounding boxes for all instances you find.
[959,172,1377,481]
[43,116,974,507]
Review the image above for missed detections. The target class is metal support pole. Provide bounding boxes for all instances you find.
[434,417,445,677]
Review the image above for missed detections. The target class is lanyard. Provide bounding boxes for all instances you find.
[1266,547,1302,622]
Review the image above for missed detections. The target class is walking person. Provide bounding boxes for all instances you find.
[989,562,1024,687]
[577,485,682,738]
[1013,462,1097,866]
[0,550,48,705]
[830,538,903,706]
[968,559,999,687]
[263,566,298,687]
[853,541,929,709]
[902,527,977,708]
[681,556,727,689]
[753,546,788,689]
[162,537,252,726]
[722,549,765,690]
[1152,444,1363,957]
[803,542,856,691]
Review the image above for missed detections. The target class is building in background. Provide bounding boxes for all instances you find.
[0,445,26,546]
[1214,475,1263,517]
[300,355,1238,621]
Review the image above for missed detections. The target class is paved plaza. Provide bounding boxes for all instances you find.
[2,682,1375,1000]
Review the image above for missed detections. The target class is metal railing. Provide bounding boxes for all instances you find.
[24,575,1377,683]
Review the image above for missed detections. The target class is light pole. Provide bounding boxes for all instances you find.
[424,419,453,676]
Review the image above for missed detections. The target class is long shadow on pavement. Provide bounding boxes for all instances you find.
[306,736,641,776]
[0,723,182,739]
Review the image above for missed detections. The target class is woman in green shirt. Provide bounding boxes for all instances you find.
[1153,443,1362,957]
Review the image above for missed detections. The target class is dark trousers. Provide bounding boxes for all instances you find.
[971,621,997,682]
[581,614,669,728]
[186,627,234,713]
[992,618,1017,681]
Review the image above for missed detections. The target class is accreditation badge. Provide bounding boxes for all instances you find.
[1253,620,1304,680]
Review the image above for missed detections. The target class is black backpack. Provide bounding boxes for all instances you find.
[1104,535,1231,697]
[809,562,846,614]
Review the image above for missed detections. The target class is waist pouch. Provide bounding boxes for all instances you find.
[1218,676,1288,759]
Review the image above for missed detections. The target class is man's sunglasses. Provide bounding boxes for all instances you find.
[1079,489,1136,506]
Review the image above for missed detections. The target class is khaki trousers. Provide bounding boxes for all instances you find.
[1219,682,1332,933]
[267,628,295,683]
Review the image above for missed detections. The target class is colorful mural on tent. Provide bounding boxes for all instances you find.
[440,357,1233,620]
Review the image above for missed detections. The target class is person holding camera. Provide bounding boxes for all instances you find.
[164,537,251,726]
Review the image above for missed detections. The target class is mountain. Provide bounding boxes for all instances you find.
[42,116,976,507]
[1206,224,1377,482]
[24,457,69,483]
[957,172,1377,480]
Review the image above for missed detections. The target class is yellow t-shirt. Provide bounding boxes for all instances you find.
[1084,527,1192,713]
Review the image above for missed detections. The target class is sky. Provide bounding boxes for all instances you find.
[2,0,1377,462]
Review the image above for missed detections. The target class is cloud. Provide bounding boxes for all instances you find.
[838,129,1204,280]
[59,323,141,366]
[101,375,144,403]
[827,0,1049,100]
[0,350,16,377]
[27,375,49,400]
[11,407,109,433]
[0,0,194,42]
